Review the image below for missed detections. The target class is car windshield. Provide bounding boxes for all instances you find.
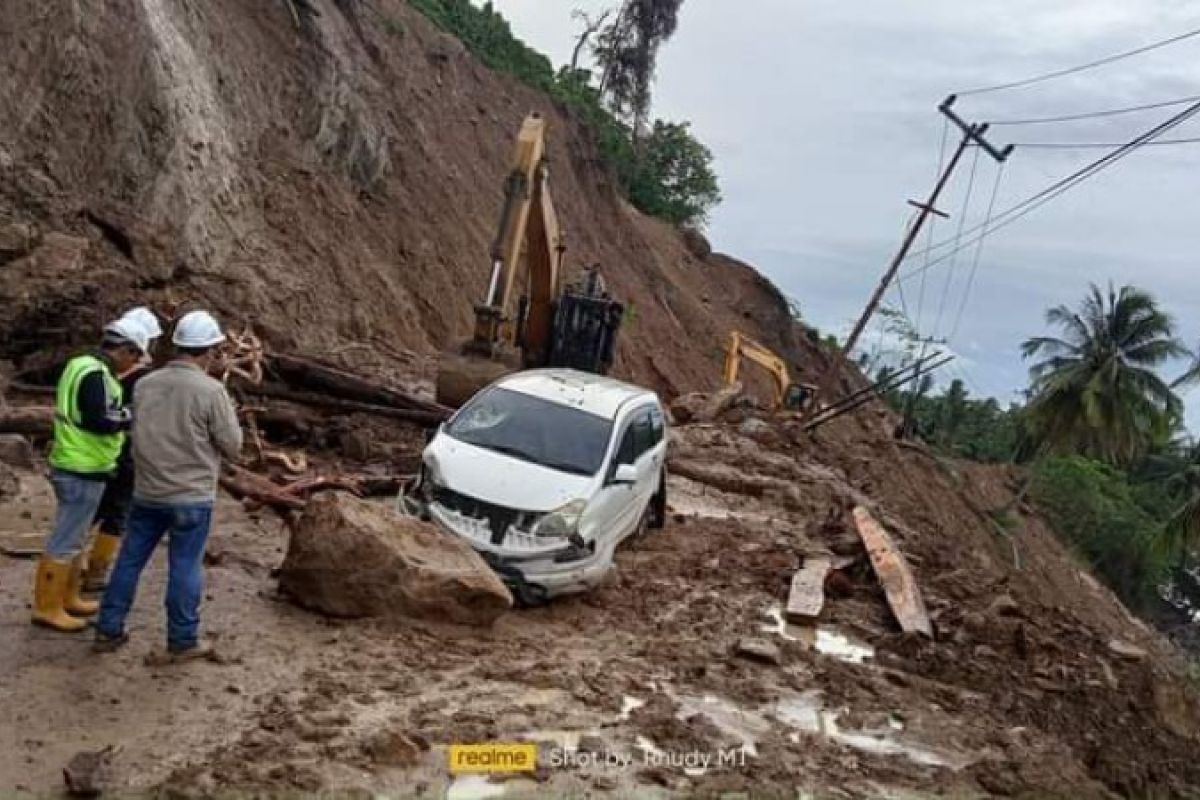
[445,386,614,476]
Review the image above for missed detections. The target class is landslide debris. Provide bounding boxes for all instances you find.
[279,492,513,626]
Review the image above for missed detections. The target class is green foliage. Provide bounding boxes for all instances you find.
[1030,456,1170,611]
[876,375,1024,463]
[1022,283,1186,466]
[626,121,721,226]
[404,0,719,227]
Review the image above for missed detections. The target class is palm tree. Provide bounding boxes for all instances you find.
[1143,437,1200,568]
[1021,283,1185,466]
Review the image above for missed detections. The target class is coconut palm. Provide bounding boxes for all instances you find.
[1143,437,1200,567]
[1021,283,1185,465]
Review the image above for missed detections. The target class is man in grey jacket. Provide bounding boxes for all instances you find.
[95,310,243,660]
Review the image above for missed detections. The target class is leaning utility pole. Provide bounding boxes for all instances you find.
[802,96,1013,423]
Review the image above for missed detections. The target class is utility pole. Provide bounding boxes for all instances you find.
[803,96,1013,423]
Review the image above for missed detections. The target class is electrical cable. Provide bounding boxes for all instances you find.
[1009,136,1200,148]
[899,98,1200,271]
[949,160,1007,342]
[986,93,1200,125]
[915,118,950,333]
[957,25,1200,96]
[933,144,982,338]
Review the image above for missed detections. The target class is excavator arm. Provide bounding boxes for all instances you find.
[472,113,565,364]
[724,331,813,411]
[435,113,623,408]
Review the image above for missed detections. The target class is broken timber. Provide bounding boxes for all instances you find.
[852,506,933,637]
[786,556,831,621]
[0,406,54,437]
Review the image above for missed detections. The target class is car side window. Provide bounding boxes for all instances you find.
[616,408,653,465]
[648,406,665,446]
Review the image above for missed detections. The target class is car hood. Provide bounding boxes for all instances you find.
[424,434,596,513]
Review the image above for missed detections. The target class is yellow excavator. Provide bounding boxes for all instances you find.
[723,331,814,412]
[435,113,624,408]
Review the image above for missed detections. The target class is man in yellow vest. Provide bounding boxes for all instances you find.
[34,319,148,632]
[82,307,165,593]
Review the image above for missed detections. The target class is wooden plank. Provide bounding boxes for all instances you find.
[852,506,933,637]
[786,556,831,621]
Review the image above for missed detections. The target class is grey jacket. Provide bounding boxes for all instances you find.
[132,361,243,504]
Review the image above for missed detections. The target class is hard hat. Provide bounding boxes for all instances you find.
[119,306,163,340]
[103,317,151,354]
[172,310,227,348]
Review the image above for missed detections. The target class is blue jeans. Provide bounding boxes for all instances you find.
[96,499,213,651]
[45,469,108,558]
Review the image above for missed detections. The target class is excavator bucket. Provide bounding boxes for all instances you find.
[435,351,518,409]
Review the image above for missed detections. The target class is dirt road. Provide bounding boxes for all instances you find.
[4,411,1199,799]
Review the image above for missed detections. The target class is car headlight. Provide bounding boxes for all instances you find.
[532,499,587,540]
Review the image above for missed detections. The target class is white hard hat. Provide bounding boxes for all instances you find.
[119,306,163,340]
[103,317,151,354]
[173,310,226,348]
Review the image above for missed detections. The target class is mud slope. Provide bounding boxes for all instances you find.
[0,0,829,398]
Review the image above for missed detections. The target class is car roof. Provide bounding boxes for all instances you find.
[497,369,657,419]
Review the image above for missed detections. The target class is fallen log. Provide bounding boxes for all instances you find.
[851,506,933,637]
[241,382,449,427]
[268,354,449,416]
[219,464,306,511]
[786,556,832,622]
[0,406,54,437]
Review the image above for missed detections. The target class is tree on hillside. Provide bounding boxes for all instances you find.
[1144,438,1200,567]
[595,0,684,136]
[1021,283,1185,466]
[626,120,720,225]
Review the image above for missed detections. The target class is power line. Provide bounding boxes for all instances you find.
[1009,136,1200,148]
[949,161,1007,342]
[987,93,1200,125]
[957,24,1200,96]
[900,98,1200,269]
[915,118,951,333]
[933,144,982,338]
[898,98,1200,284]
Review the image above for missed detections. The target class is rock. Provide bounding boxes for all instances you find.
[278,493,512,626]
[0,462,18,501]
[699,382,745,422]
[0,433,35,468]
[1107,639,1147,662]
[63,746,116,797]
[680,226,712,260]
[593,774,619,791]
[738,417,781,446]
[669,393,707,425]
[577,734,608,755]
[364,730,423,767]
[988,594,1020,618]
[734,637,782,666]
[0,222,38,264]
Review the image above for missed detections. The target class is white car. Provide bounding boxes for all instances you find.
[412,369,668,604]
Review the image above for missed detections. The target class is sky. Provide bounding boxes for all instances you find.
[490,0,1200,422]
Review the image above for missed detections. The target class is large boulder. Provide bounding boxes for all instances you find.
[278,493,512,626]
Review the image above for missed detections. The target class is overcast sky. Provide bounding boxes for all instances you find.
[492,0,1200,423]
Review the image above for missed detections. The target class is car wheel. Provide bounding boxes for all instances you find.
[647,469,667,530]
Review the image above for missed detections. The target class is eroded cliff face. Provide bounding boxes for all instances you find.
[0,0,831,403]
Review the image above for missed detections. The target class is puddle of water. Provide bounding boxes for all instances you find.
[760,606,876,664]
[771,692,974,771]
[446,775,507,800]
[618,695,646,721]
[760,605,800,641]
[674,693,769,758]
[811,628,874,664]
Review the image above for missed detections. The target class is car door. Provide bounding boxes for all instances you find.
[589,406,651,546]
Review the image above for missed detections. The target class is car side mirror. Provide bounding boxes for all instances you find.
[612,464,638,485]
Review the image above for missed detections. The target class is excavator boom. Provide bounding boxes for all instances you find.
[436,114,623,408]
[724,331,813,411]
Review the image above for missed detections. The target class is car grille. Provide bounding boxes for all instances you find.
[431,485,521,545]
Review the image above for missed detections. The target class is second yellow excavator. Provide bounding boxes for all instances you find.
[435,113,624,408]
[723,331,814,412]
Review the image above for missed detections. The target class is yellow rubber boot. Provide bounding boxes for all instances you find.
[32,557,89,632]
[82,532,121,593]
[65,556,99,617]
